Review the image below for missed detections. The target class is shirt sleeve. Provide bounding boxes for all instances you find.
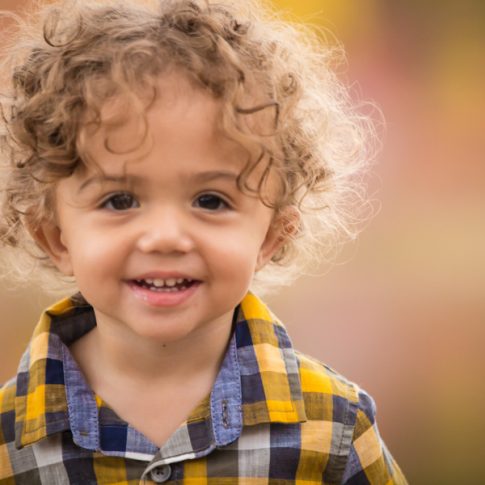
[341,389,408,484]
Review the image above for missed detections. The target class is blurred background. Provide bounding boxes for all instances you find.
[1,0,484,483]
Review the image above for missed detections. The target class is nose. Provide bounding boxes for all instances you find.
[135,206,195,254]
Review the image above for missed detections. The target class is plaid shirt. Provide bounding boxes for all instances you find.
[0,292,407,484]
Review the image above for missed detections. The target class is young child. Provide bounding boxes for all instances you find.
[0,0,407,483]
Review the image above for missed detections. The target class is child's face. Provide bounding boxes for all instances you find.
[39,73,284,344]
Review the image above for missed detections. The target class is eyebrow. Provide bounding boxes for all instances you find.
[77,175,138,194]
[192,170,239,183]
[77,170,240,194]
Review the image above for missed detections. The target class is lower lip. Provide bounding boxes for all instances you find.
[127,281,201,307]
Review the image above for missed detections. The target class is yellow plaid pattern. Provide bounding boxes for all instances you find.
[0,292,408,484]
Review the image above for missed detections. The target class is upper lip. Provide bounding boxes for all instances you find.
[130,272,200,281]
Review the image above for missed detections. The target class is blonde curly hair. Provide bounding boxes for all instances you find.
[0,0,379,296]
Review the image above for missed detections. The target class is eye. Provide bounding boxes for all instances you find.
[194,193,230,211]
[100,192,140,211]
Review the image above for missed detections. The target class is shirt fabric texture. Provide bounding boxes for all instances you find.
[0,292,407,484]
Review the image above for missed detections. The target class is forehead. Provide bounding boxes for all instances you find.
[78,72,238,168]
[70,71,280,200]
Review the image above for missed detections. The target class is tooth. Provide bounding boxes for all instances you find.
[145,278,154,284]
[165,278,177,287]
[176,278,184,284]
[152,279,165,287]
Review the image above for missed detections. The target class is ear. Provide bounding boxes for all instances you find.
[256,206,300,271]
[32,221,74,276]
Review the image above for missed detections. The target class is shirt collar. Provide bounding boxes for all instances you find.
[235,292,306,426]
[14,292,306,450]
[14,295,95,449]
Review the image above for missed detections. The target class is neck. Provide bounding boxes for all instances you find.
[70,309,234,391]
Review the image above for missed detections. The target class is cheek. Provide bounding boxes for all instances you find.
[67,232,124,277]
[204,232,263,278]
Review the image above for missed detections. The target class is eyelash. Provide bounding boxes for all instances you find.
[194,193,231,211]
[98,192,232,212]
[100,192,139,211]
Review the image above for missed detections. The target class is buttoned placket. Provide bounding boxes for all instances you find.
[139,334,243,483]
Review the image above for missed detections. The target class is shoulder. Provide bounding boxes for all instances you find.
[294,350,371,455]
[295,350,362,402]
[0,376,17,446]
[294,351,408,483]
[295,349,379,428]
[294,349,386,439]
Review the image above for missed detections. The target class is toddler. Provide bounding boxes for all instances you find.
[0,0,407,483]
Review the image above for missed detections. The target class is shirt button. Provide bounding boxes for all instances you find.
[150,464,171,483]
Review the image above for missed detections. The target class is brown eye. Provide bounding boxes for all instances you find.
[194,194,230,211]
[101,193,139,211]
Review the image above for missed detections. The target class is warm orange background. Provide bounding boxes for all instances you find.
[1,1,484,483]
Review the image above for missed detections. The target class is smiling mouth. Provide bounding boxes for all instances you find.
[132,278,199,292]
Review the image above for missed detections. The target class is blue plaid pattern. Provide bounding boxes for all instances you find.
[0,292,407,484]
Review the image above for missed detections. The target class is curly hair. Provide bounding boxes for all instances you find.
[0,0,379,295]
